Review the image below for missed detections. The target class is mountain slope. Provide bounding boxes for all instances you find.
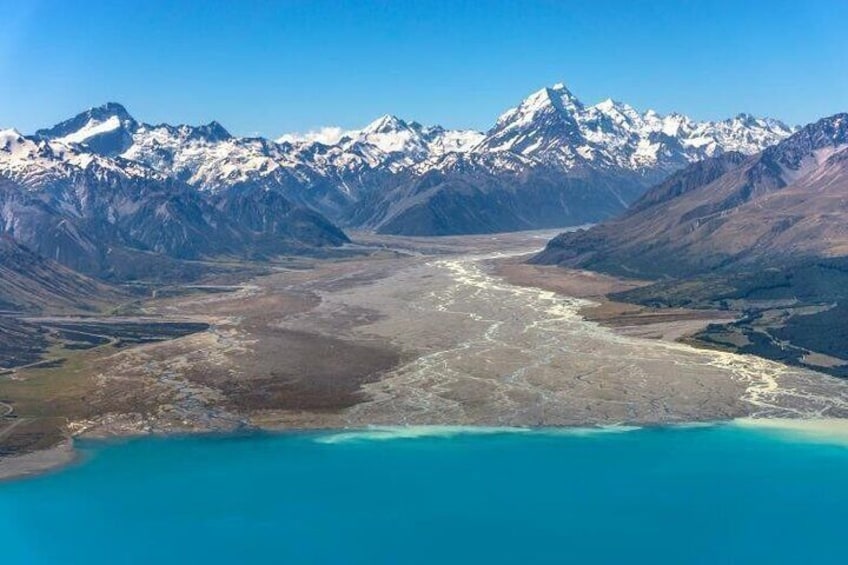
[351,83,793,234]
[39,104,484,222]
[0,235,117,313]
[532,113,848,377]
[533,114,848,276]
[475,83,792,181]
[31,85,791,237]
[1,125,349,278]
[0,234,126,369]
[348,152,643,235]
[35,102,139,156]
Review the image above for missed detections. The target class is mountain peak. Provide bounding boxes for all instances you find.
[593,98,640,119]
[0,127,24,142]
[549,82,577,97]
[0,128,27,156]
[87,102,134,121]
[548,82,582,106]
[595,98,617,110]
[362,114,409,134]
[481,83,587,155]
[35,102,138,156]
[193,120,232,142]
[522,83,583,115]
[490,83,586,130]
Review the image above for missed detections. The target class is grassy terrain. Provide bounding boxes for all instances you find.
[610,258,848,377]
[0,347,97,456]
[0,314,214,456]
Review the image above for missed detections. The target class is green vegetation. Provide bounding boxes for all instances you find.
[610,258,848,377]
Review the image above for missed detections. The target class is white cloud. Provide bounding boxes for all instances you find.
[277,126,352,145]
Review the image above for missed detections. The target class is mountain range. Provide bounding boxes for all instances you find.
[532,113,848,376]
[0,126,348,280]
[0,82,792,283]
[533,113,848,275]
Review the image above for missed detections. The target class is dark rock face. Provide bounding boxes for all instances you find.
[762,113,848,171]
[3,102,354,281]
[27,89,791,239]
[353,161,644,236]
[628,151,749,213]
[0,160,348,281]
[35,102,139,156]
[214,186,349,253]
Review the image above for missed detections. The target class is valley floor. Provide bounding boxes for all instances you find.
[3,230,848,479]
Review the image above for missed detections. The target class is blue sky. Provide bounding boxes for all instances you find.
[1,0,846,137]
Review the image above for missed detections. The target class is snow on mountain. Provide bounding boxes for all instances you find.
[682,113,796,155]
[333,115,484,171]
[279,116,483,160]
[427,128,486,154]
[38,86,789,208]
[0,129,31,161]
[533,113,848,277]
[72,109,484,219]
[24,83,793,236]
[0,127,159,191]
[477,83,795,179]
[121,122,284,190]
[117,119,399,219]
[35,102,138,156]
[1,120,350,278]
[54,114,123,145]
[479,84,586,156]
[28,85,794,197]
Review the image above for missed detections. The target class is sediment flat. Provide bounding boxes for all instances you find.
[0,441,76,482]
[3,229,848,479]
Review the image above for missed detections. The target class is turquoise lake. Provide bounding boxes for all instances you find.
[1,424,847,564]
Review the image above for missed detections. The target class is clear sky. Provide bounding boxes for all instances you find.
[1,0,846,137]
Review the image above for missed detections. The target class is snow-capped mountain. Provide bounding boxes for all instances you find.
[476,83,794,180]
[327,114,484,159]
[340,84,792,234]
[533,113,848,276]
[35,102,139,156]
[279,115,484,158]
[0,126,158,189]
[32,104,482,219]
[18,82,794,242]
[0,121,348,278]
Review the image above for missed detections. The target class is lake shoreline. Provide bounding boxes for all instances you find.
[9,416,848,482]
[0,440,78,483]
[5,233,848,482]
